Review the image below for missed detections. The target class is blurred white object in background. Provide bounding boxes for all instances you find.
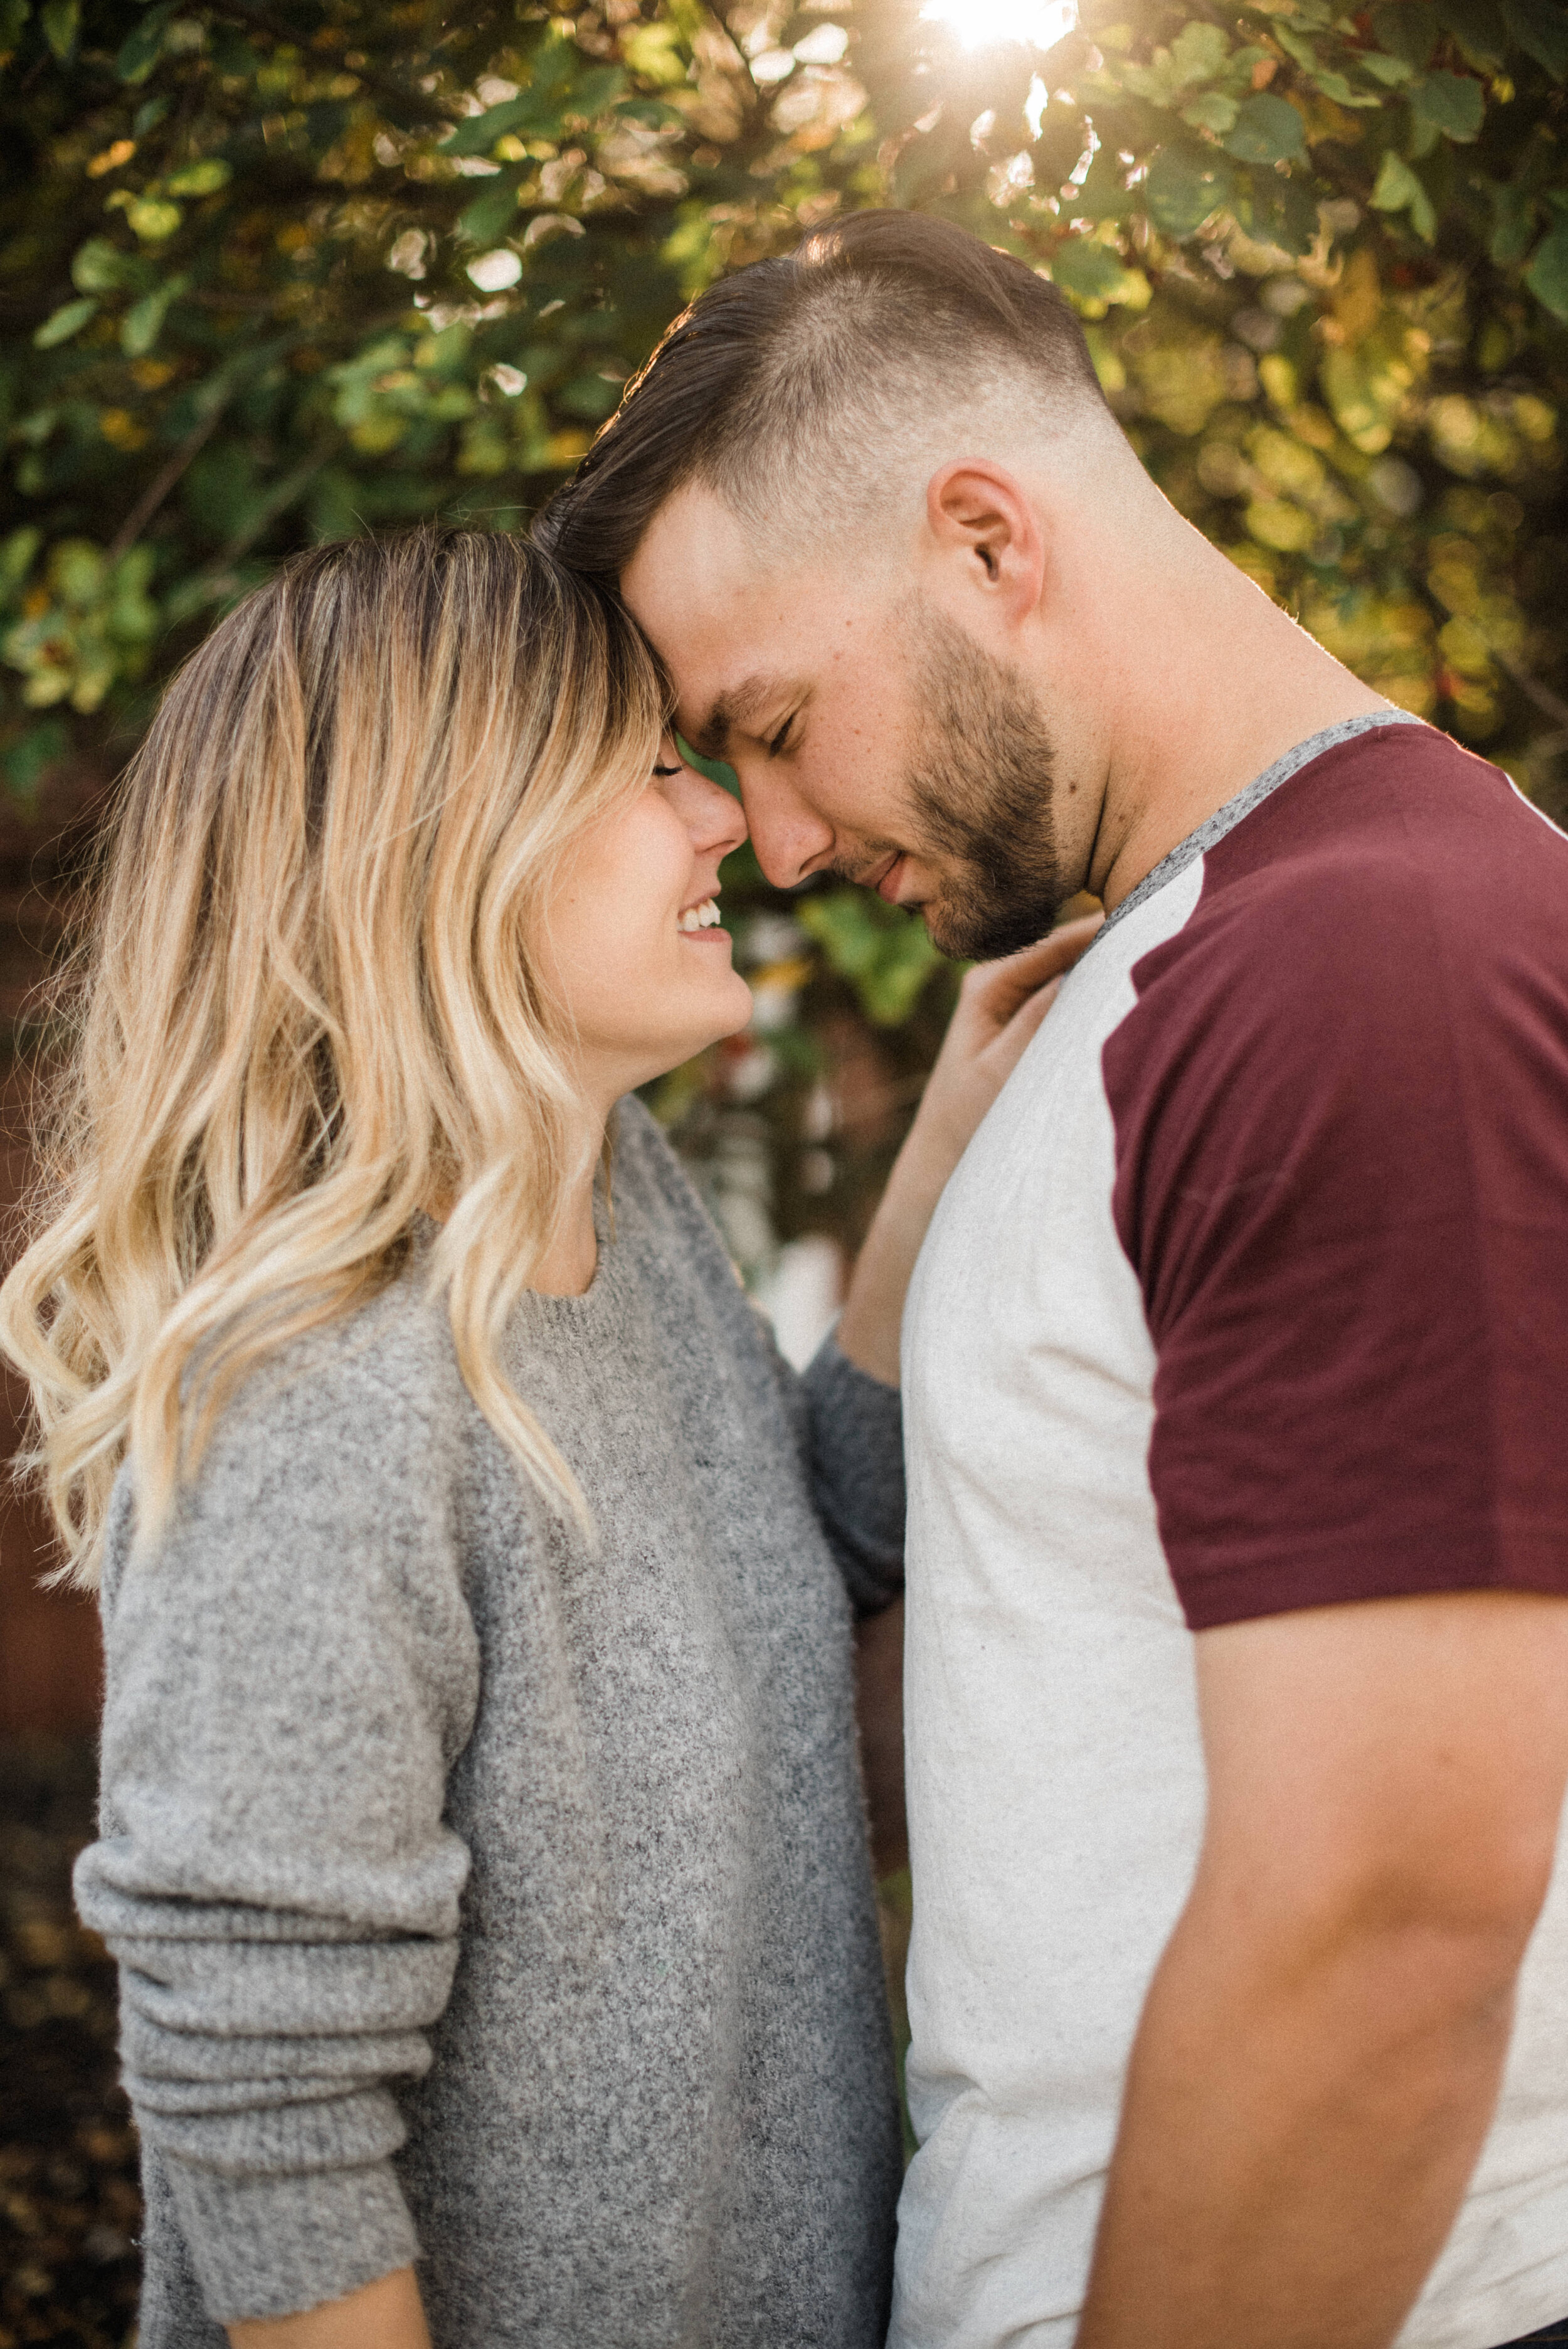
[755,1234,846,1371]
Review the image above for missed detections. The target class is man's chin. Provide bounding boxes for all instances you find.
[914,894,1037,963]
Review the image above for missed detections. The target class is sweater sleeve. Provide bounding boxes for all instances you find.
[798,1334,906,1618]
[73,1312,481,2325]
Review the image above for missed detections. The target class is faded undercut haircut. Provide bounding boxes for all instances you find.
[538,209,1111,581]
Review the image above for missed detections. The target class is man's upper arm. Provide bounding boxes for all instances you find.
[1194,1593,1568,1941]
[1105,818,1568,1637]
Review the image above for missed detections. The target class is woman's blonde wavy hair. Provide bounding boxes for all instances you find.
[0,526,665,1588]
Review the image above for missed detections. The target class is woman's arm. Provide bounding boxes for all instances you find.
[230,2267,432,2349]
[77,1316,480,2335]
[836,916,1100,1384]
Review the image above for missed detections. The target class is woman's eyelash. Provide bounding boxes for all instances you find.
[652,763,682,777]
[766,715,794,757]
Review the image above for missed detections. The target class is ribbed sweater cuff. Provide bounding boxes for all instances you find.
[164,2153,420,2323]
[804,1334,906,1615]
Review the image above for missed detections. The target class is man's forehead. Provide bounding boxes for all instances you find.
[623,480,761,615]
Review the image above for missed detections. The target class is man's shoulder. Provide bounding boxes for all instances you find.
[1204,720,1565,929]
[1121,726,1566,1046]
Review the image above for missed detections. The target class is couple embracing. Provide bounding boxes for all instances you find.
[7,213,1568,2349]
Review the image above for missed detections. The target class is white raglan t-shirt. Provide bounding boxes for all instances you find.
[891,715,1568,2349]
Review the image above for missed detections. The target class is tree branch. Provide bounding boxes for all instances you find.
[1493,649,1568,734]
[105,394,230,563]
[176,433,344,608]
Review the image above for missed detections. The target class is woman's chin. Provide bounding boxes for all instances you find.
[640,989,755,1086]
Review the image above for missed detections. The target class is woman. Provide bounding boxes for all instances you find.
[0,529,1084,2348]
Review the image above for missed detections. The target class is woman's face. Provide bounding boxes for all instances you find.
[542,738,755,1112]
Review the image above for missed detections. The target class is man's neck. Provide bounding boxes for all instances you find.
[1071,512,1393,916]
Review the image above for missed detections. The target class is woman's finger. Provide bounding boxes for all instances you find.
[965,911,1104,1026]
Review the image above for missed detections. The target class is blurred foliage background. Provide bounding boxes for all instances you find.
[1,0,1565,1299]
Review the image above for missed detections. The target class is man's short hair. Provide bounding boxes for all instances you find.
[537,209,1109,582]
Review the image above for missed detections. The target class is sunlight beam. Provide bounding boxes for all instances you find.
[919,0,1078,54]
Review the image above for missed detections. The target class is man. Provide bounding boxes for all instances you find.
[540,211,1568,2349]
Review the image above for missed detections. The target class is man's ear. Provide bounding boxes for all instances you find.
[924,460,1046,627]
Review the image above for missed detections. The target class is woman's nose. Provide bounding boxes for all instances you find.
[659,760,747,861]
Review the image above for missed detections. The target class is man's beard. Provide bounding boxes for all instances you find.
[900,607,1067,962]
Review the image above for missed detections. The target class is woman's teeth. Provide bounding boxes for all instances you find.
[678,899,722,933]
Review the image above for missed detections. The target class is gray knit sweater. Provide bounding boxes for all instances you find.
[75,1099,904,2346]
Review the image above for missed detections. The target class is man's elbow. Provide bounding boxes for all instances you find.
[1197,1826,1559,2033]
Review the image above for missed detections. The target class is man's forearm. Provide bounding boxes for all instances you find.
[837,1109,960,1386]
[1076,1890,1523,2349]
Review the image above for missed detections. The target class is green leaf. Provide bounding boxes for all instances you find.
[33,295,97,347]
[1524,220,1568,319]
[456,173,522,247]
[0,529,40,593]
[1369,2,1438,66]
[165,157,231,196]
[1168,19,1229,87]
[124,196,183,243]
[623,21,687,85]
[443,96,536,156]
[1273,24,1320,72]
[2,716,68,800]
[1487,179,1537,264]
[1050,238,1130,300]
[1247,172,1318,255]
[1500,0,1568,78]
[71,236,146,294]
[443,63,623,155]
[1314,68,1386,105]
[797,891,942,1028]
[0,0,32,53]
[115,0,175,82]
[1360,51,1417,84]
[1370,147,1437,240]
[568,65,627,119]
[1145,144,1234,236]
[1180,91,1237,133]
[1222,93,1306,164]
[121,275,184,355]
[38,0,75,61]
[48,538,103,606]
[1407,68,1486,140]
[1072,145,1130,221]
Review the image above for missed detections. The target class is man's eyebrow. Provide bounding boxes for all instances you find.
[695,674,792,760]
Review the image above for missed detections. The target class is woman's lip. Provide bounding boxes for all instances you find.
[874,854,907,904]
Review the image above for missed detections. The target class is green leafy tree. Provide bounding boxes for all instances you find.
[1,0,1564,1249]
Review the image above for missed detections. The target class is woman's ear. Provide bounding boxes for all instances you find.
[924,460,1047,628]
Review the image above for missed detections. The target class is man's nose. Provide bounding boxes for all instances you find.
[737,770,835,891]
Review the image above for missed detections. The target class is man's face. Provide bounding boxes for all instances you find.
[621,484,1069,961]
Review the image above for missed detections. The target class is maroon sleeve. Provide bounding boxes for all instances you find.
[1106,735,1568,1633]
